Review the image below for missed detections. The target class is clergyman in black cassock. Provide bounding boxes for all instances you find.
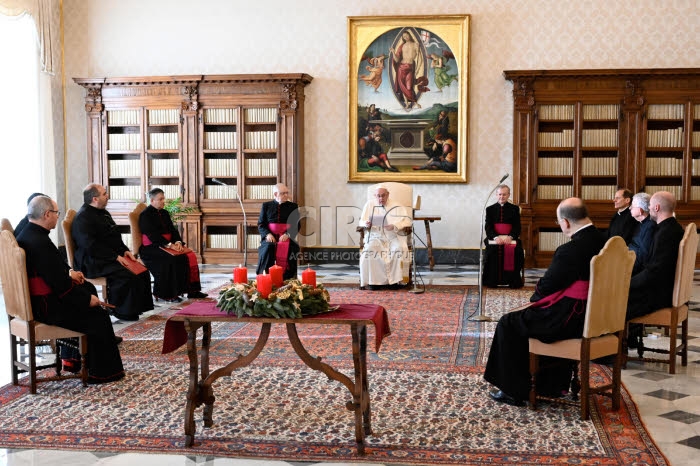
[256,183,300,280]
[17,197,124,384]
[607,189,638,244]
[72,184,153,321]
[483,188,524,288]
[138,189,205,301]
[484,198,606,404]
[627,191,684,321]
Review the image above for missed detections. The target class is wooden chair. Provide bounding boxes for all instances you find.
[1,218,13,233]
[356,182,414,287]
[624,222,698,374]
[0,230,88,393]
[528,236,635,420]
[61,209,108,302]
[128,203,148,257]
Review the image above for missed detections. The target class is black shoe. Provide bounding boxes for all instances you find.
[187,291,208,299]
[368,285,383,291]
[114,336,123,345]
[388,283,405,290]
[489,390,524,407]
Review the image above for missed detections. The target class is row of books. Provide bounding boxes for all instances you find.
[538,231,570,252]
[580,185,618,200]
[647,104,685,120]
[581,129,618,147]
[582,104,619,120]
[696,104,700,119]
[693,186,700,200]
[538,129,574,148]
[206,234,263,250]
[148,109,179,125]
[582,157,617,176]
[148,132,178,150]
[694,158,700,175]
[246,184,275,200]
[646,157,683,176]
[204,185,237,199]
[537,158,572,176]
[647,128,684,148]
[644,185,683,199]
[150,184,180,199]
[539,105,574,121]
[121,233,133,250]
[109,160,140,178]
[204,131,237,150]
[150,159,180,177]
[107,110,139,126]
[110,185,143,200]
[245,159,277,177]
[207,234,237,249]
[693,131,700,147]
[203,108,238,124]
[108,133,140,151]
[204,159,238,177]
[244,131,277,150]
[536,185,573,200]
[244,107,277,123]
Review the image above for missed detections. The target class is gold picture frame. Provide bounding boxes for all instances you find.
[348,15,470,183]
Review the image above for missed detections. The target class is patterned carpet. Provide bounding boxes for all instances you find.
[0,286,668,465]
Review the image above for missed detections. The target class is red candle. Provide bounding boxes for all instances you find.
[256,272,272,298]
[269,264,284,288]
[233,264,247,284]
[301,267,316,288]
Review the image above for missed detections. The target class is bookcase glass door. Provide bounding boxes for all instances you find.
[201,107,240,202]
[146,107,181,201]
[106,108,145,203]
[242,107,278,202]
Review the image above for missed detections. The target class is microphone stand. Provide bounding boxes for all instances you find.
[212,178,247,267]
[469,174,509,322]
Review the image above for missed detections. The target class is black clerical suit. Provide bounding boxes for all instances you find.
[607,207,638,244]
[256,200,300,280]
[72,204,153,320]
[484,225,607,401]
[138,205,201,300]
[16,222,124,383]
[483,201,524,288]
[627,216,684,320]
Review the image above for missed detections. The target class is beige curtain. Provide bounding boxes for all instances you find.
[1,0,64,243]
[0,0,56,74]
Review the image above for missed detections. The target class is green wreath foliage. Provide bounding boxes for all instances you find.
[216,278,332,318]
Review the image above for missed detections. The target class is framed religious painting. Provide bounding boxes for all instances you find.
[348,15,470,183]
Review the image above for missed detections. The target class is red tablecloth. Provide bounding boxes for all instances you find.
[162,302,391,354]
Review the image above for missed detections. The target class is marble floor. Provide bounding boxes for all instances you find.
[0,264,699,466]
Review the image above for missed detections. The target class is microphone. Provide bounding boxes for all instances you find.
[209,178,248,267]
[499,173,509,183]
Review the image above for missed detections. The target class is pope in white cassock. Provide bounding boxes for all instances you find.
[358,185,412,289]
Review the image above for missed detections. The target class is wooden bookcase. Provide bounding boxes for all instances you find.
[504,68,700,267]
[74,74,313,265]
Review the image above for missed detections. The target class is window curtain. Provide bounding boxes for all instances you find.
[0,0,64,243]
[0,0,56,74]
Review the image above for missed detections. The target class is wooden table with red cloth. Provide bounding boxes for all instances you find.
[162,301,392,455]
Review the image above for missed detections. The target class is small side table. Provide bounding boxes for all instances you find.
[413,213,441,271]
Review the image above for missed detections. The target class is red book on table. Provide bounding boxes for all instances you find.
[122,256,148,275]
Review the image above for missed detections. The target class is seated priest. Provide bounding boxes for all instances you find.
[16,195,124,384]
[482,184,524,288]
[72,183,153,321]
[358,185,412,290]
[484,197,606,406]
[256,183,300,280]
[138,188,207,302]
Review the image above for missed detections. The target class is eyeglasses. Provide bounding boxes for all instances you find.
[277,191,289,195]
[48,210,61,216]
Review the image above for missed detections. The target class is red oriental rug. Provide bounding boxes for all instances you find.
[0,285,668,465]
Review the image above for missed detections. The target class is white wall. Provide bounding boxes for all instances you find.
[62,0,700,250]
